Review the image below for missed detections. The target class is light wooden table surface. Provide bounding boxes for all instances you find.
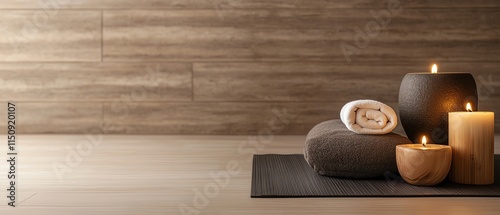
[0,135,499,215]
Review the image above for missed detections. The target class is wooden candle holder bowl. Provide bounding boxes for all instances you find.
[396,144,452,186]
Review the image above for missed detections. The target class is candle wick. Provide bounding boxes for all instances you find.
[423,143,426,147]
[467,109,473,112]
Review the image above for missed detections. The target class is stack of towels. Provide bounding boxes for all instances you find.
[304,99,411,179]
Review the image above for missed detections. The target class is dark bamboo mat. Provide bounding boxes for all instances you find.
[251,154,500,197]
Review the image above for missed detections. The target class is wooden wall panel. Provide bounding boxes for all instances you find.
[194,62,500,102]
[1,0,499,9]
[0,11,101,62]
[0,63,192,101]
[103,9,500,62]
[0,103,103,134]
[194,62,407,102]
[102,102,353,134]
[102,9,500,30]
[1,1,499,134]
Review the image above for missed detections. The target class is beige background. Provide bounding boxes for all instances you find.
[0,0,499,134]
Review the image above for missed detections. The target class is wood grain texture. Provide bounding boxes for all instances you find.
[0,135,499,215]
[0,103,102,134]
[396,144,452,186]
[0,63,192,101]
[103,9,500,62]
[102,102,354,134]
[449,112,495,185]
[194,62,409,102]
[193,62,500,101]
[0,10,101,62]
[2,1,499,135]
[1,0,499,9]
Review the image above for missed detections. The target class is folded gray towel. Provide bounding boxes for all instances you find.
[304,119,411,179]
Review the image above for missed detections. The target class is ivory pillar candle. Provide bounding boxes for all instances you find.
[448,104,495,185]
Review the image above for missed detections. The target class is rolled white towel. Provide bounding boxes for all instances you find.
[340,99,398,135]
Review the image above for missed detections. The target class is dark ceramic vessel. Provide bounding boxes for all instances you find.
[398,73,478,144]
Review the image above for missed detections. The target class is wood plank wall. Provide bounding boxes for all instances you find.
[0,0,499,134]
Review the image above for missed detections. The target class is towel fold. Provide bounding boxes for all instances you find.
[340,99,397,135]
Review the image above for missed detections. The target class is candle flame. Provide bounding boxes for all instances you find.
[422,136,427,147]
[466,103,473,112]
[431,64,438,73]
